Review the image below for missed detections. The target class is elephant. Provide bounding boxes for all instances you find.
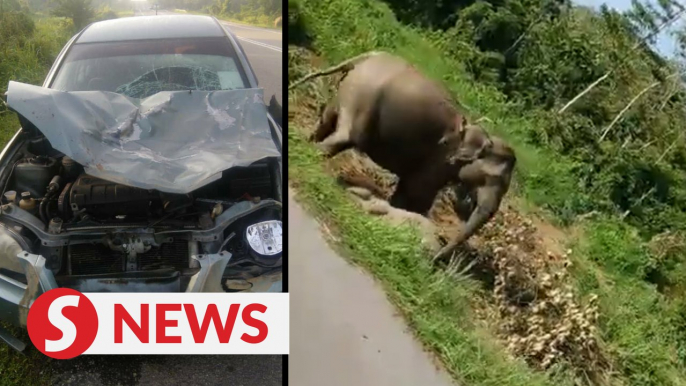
[294,51,516,261]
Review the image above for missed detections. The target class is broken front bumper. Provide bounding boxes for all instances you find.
[0,198,283,351]
[0,249,282,351]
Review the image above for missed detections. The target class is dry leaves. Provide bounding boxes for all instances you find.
[477,211,611,379]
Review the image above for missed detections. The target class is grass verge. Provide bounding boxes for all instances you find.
[0,15,71,385]
[1,17,71,143]
[0,324,50,386]
[288,0,686,384]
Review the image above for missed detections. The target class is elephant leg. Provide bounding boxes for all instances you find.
[390,173,440,216]
[452,183,477,222]
[318,106,355,158]
[310,99,339,143]
[388,181,410,212]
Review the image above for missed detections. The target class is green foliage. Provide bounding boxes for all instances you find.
[203,0,281,26]
[0,323,50,385]
[50,0,95,30]
[0,11,35,42]
[1,11,71,144]
[569,221,686,385]
[94,5,118,22]
[432,0,686,243]
[0,0,28,13]
[0,16,69,382]
[157,0,281,27]
[158,0,214,12]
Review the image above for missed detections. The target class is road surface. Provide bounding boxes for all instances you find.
[42,10,283,386]
[289,189,456,386]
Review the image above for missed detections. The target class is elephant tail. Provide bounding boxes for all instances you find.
[289,51,387,89]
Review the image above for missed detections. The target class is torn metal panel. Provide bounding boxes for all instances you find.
[5,81,281,194]
[186,251,232,292]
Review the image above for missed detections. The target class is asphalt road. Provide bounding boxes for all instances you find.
[289,189,456,386]
[40,10,284,386]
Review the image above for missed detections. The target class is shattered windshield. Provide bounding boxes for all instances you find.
[51,37,249,99]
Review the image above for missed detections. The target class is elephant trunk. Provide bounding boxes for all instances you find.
[455,186,500,245]
[433,184,502,261]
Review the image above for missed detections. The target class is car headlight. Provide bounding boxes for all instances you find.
[245,220,282,264]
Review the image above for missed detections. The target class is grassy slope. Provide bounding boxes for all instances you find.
[288,0,686,385]
[291,132,567,386]
[0,17,71,385]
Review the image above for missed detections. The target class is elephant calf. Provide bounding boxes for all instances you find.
[296,51,516,261]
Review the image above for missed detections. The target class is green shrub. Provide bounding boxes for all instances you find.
[0,11,35,43]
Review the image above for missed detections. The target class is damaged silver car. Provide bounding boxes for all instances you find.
[0,15,282,350]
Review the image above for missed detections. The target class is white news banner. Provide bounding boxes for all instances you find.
[28,290,289,356]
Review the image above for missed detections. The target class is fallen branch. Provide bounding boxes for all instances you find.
[558,8,686,114]
[558,72,612,114]
[656,132,683,163]
[288,51,386,89]
[599,71,682,142]
[504,13,545,56]
[599,80,660,142]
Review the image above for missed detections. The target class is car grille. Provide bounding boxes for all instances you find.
[68,238,189,275]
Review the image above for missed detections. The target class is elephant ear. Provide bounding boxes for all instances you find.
[450,126,493,164]
[480,138,516,178]
[438,115,467,147]
[479,158,509,177]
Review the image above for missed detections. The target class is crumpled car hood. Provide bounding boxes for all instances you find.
[5,81,281,194]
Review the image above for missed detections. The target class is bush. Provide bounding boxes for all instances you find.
[95,6,119,22]
[0,11,36,43]
[0,16,71,143]
[51,0,96,31]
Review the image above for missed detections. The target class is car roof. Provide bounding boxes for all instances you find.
[75,15,226,44]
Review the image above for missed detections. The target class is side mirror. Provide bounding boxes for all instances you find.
[267,95,282,127]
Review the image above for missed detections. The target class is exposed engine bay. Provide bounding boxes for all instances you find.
[0,134,283,293]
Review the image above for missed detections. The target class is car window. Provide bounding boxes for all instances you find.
[51,37,250,99]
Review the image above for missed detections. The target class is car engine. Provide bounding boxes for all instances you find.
[0,135,282,292]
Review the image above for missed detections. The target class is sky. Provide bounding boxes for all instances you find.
[574,0,682,57]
